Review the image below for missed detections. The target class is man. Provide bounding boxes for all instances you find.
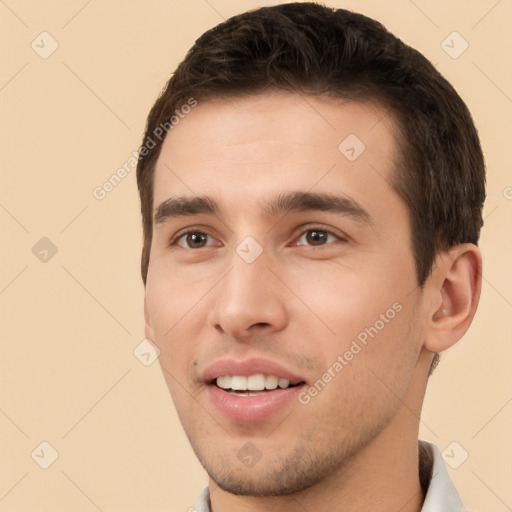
[136,3,485,511]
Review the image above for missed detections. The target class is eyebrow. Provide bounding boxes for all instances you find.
[154,196,219,224]
[154,191,371,225]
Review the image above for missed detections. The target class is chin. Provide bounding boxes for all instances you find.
[194,441,353,498]
[209,468,320,497]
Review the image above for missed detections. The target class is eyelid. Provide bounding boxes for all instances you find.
[290,224,349,246]
[169,226,222,248]
[168,223,349,249]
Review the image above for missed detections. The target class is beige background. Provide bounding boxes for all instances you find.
[0,0,510,510]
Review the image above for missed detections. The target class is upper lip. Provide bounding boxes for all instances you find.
[203,357,306,385]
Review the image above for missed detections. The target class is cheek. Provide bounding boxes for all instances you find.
[145,270,206,379]
[288,261,420,388]
[304,301,421,431]
[146,260,209,333]
[285,260,400,343]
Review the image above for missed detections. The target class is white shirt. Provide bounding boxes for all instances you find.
[192,441,470,511]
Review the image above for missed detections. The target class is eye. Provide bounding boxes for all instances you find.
[294,228,344,247]
[174,231,218,249]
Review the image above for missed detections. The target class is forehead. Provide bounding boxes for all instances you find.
[152,93,402,217]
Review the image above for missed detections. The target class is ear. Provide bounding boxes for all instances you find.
[423,243,482,353]
[144,294,156,342]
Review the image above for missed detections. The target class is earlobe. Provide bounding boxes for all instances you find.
[424,244,482,354]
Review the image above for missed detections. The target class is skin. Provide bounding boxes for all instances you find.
[144,93,481,512]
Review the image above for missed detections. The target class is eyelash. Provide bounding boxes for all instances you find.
[170,225,347,249]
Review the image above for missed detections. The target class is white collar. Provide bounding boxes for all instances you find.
[421,441,469,511]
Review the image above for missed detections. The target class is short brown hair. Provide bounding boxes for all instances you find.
[136,2,485,287]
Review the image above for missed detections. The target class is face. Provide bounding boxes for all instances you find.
[144,93,428,496]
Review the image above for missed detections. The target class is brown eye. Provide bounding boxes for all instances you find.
[177,232,212,249]
[306,230,329,245]
[296,229,339,246]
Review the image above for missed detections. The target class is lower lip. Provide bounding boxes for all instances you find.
[207,384,304,422]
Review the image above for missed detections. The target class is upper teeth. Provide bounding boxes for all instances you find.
[216,374,291,391]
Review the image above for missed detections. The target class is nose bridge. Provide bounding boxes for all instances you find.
[208,241,288,337]
[223,241,274,311]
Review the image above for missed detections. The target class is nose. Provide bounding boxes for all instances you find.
[207,249,288,341]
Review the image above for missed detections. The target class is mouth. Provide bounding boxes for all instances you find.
[214,374,304,396]
[203,358,307,422]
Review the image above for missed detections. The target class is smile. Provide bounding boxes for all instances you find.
[216,374,301,393]
[204,358,306,421]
